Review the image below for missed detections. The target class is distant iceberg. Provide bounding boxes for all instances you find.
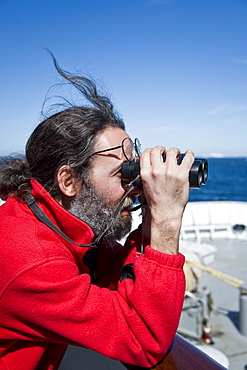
[207,153,225,158]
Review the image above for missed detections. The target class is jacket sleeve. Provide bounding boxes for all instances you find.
[1,245,185,368]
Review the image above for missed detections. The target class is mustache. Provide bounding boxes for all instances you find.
[122,196,135,209]
[100,196,135,216]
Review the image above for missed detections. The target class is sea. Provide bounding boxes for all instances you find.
[189,157,247,202]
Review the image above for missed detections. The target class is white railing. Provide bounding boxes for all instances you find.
[181,201,247,241]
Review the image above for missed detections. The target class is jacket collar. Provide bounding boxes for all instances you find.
[30,179,95,250]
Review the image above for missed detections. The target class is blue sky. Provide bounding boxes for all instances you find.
[1,0,247,157]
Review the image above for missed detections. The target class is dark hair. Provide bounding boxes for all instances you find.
[0,57,125,201]
[0,157,31,201]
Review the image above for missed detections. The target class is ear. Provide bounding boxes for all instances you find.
[57,166,80,197]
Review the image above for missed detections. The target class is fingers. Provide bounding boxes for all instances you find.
[140,147,194,167]
[139,146,194,190]
[141,146,166,166]
[140,146,165,181]
[182,150,195,166]
[176,150,194,174]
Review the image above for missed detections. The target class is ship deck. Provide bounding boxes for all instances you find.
[195,237,247,370]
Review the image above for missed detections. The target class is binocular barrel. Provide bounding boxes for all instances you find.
[121,153,208,189]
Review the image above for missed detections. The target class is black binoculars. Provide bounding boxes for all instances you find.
[121,153,208,189]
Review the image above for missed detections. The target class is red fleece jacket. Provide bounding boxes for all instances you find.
[0,180,185,369]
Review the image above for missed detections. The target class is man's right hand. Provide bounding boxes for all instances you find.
[140,147,194,255]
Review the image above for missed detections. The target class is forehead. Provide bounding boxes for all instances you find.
[95,127,130,150]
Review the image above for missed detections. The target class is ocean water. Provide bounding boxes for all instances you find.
[189,157,247,202]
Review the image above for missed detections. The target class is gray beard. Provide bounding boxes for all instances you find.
[68,178,134,245]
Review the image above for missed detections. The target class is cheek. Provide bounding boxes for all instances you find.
[92,174,125,202]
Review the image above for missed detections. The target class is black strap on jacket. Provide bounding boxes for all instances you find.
[24,192,98,248]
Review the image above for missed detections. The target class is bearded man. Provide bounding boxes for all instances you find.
[0,59,194,370]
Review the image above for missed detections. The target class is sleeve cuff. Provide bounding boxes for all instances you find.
[143,245,185,269]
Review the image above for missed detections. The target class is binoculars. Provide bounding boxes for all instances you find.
[121,153,208,189]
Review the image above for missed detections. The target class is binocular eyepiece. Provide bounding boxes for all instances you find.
[121,153,208,189]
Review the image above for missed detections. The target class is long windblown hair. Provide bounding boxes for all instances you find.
[0,55,125,201]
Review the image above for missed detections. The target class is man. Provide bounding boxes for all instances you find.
[0,60,194,370]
